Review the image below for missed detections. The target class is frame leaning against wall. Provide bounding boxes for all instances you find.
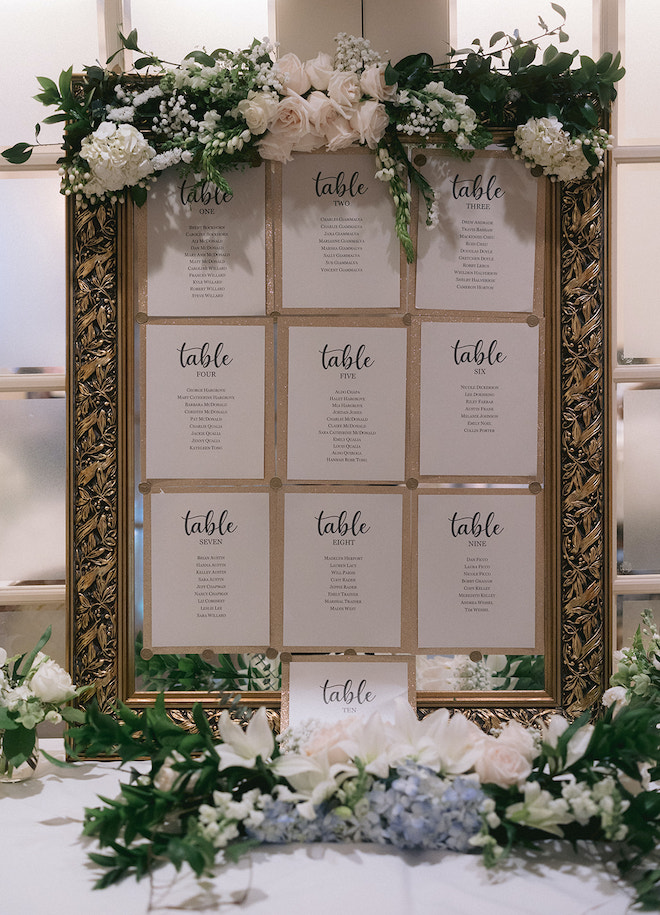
[66,152,611,733]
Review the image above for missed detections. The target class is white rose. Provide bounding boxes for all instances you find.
[495,720,538,764]
[275,52,311,96]
[305,52,334,91]
[305,90,336,136]
[327,70,362,118]
[324,114,360,151]
[475,738,533,788]
[237,90,279,135]
[360,63,397,101]
[349,100,389,148]
[258,94,323,161]
[0,646,7,667]
[602,686,629,711]
[30,659,76,704]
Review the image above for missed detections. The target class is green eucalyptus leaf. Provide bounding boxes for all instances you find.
[1,142,33,165]
[184,50,217,67]
[558,28,569,43]
[543,45,559,64]
[489,30,505,47]
[596,51,613,73]
[130,185,149,207]
[134,56,159,70]
[513,44,537,68]
[551,3,567,20]
[544,50,575,73]
[85,64,106,83]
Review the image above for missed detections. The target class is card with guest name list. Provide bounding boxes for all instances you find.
[284,321,407,481]
[416,490,542,652]
[143,321,268,480]
[282,656,414,729]
[280,150,401,309]
[419,319,540,478]
[144,489,271,652]
[281,489,408,650]
[414,150,542,312]
[143,166,266,316]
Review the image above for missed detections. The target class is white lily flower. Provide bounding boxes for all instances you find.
[215,707,275,769]
[337,711,395,777]
[421,708,486,775]
[540,716,594,770]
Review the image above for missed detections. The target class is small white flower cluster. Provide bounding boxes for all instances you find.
[105,83,164,123]
[512,116,613,182]
[416,654,515,691]
[561,776,629,841]
[198,788,264,850]
[333,32,381,73]
[394,81,479,150]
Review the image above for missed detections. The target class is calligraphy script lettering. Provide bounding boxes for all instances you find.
[451,173,504,200]
[451,339,506,366]
[315,170,367,198]
[178,342,233,368]
[179,178,233,206]
[316,510,370,537]
[321,678,375,705]
[320,344,374,371]
[450,511,502,538]
[182,509,237,536]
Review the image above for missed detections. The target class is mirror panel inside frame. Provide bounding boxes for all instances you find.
[66,135,611,733]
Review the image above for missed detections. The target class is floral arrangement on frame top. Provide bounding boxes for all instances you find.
[3,5,623,262]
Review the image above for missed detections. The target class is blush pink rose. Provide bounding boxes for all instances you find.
[474,738,533,788]
[274,52,311,96]
[350,100,390,148]
[327,70,362,118]
[324,113,360,150]
[305,52,334,91]
[360,63,397,101]
[257,94,323,161]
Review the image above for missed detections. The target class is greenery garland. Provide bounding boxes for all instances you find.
[2,5,623,262]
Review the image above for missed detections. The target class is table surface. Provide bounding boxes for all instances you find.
[0,739,640,915]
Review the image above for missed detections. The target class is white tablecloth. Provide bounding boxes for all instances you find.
[0,740,638,915]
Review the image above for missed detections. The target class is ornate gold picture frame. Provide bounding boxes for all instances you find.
[66,148,610,732]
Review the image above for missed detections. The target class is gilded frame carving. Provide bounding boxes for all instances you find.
[66,157,610,731]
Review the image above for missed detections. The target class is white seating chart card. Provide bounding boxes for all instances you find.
[284,322,407,481]
[143,322,267,480]
[283,657,413,729]
[145,167,266,316]
[414,151,541,312]
[145,490,271,651]
[419,320,541,477]
[280,151,401,310]
[281,490,407,650]
[417,491,540,652]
